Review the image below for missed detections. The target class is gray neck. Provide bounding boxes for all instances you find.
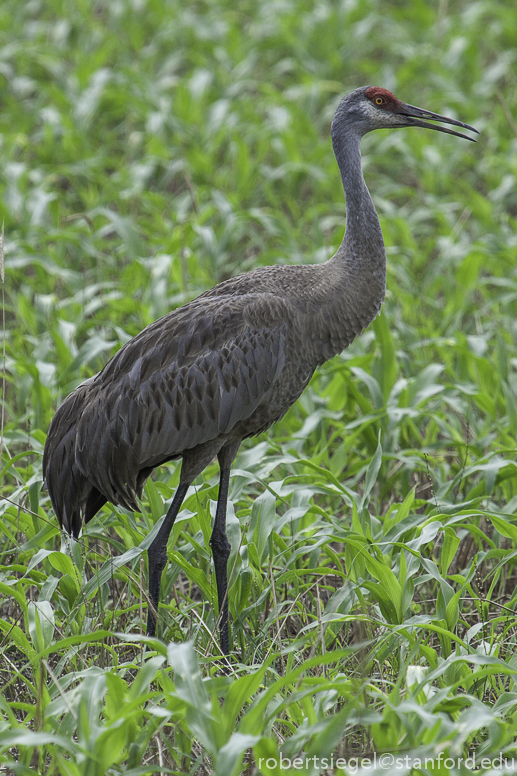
[312,127,386,361]
[334,129,384,254]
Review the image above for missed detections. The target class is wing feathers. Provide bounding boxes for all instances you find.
[44,293,292,532]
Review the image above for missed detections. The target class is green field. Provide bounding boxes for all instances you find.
[2,0,517,773]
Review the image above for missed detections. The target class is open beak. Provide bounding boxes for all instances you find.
[397,102,479,142]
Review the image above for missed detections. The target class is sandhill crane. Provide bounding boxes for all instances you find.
[43,86,478,655]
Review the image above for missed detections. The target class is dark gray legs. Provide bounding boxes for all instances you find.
[146,443,239,656]
[210,466,232,655]
[147,482,190,637]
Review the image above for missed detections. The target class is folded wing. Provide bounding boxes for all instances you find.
[43,293,289,533]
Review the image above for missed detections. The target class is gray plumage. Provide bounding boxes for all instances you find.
[43,86,477,654]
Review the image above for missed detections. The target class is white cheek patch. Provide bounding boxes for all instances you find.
[364,101,379,121]
[365,101,403,126]
[382,111,403,125]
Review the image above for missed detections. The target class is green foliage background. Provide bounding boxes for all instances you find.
[1,0,517,773]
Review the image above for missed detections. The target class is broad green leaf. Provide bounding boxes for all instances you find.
[216,732,260,776]
[28,600,54,652]
[440,527,461,575]
[372,311,397,402]
[487,513,517,543]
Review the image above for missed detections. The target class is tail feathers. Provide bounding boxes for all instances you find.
[45,413,108,537]
[84,488,107,525]
[45,427,139,537]
[43,376,143,535]
[47,458,109,538]
[47,450,130,537]
[46,460,85,537]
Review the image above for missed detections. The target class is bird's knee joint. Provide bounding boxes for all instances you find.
[149,547,168,572]
[210,534,230,558]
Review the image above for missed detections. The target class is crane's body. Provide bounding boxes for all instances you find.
[43,86,477,655]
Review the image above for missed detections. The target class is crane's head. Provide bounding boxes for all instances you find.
[332,86,478,142]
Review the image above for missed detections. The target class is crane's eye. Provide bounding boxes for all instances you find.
[375,96,384,106]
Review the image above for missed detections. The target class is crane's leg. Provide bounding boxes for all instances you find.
[211,466,232,655]
[147,482,190,637]
[211,442,240,656]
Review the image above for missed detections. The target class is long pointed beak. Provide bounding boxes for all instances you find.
[398,102,479,142]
